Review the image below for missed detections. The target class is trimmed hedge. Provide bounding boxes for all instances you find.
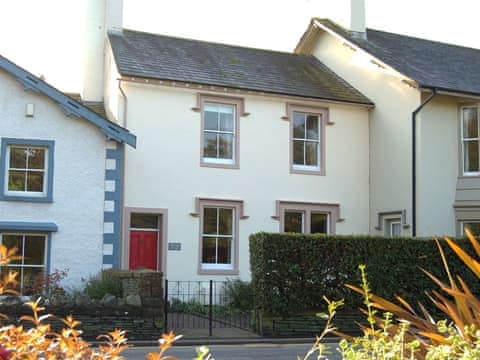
[249,232,479,316]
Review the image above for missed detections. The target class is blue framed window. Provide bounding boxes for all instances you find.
[0,221,56,295]
[0,138,54,202]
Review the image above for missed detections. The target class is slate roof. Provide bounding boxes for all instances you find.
[315,18,480,97]
[108,29,373,105]
[0,55,136,147]
[66,93,107,118]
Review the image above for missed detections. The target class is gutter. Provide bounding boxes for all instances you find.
[411,88,437,237]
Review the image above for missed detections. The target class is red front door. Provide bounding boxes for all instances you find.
[129,230,158,270]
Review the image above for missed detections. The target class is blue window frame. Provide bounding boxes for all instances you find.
[0,138,54,202]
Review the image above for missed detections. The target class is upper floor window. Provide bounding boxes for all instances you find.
[197,95,246,169]
[287,104,328,175]
[0,138,54,202]
[461,106,480,175]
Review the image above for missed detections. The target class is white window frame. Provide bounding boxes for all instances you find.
[292,111,321,172]
[461,105,480,176]
[384,218,402,237]
[5,145,48,198]
[0,232,47,293]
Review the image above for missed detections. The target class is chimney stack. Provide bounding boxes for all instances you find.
[350,0,367,39]
[82,0,123,102]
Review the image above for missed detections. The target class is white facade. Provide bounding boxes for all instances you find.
[105,77,371,280]
[0,67,109,289]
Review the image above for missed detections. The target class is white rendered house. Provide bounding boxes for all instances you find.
[0,55,135,290]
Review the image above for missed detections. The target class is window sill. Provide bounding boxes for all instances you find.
[290,166,325,176]
[198,267,239,276]
[200,160,239,170]
[0,194,53,203]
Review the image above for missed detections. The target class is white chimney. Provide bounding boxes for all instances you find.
[350,0,367,39]
[82,0,123,102]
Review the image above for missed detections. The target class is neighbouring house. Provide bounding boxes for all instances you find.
[0,54,136,291]
[294,2,480,238]
[83,0,373,281]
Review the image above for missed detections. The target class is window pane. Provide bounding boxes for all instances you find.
[130,214,158,229]
[22,267,44,294]
[8,171,25,191]
[2,235,22,264]
[463,108,478,138]
[24,235,45,265]
[464,141,479,172]
[293,140,304,165]
[284,211,303,233]
[9,147,27,168]
[464,222,480,236]
[202,237,217,263]
[219,112,234,132]
[391,222,402,236]
[26,172,44,192]
[305,142,319,166]
[217,238,231,264]
[311,213,328,234]
[203,208,217,235]
[204,110,218,131]
[293,112,305,138]
[1,266,20,292]
[204,132,218,158]
[218,208,233,235]
[218,134,233,159]
[306,115,319,140]
[28,148,45,169]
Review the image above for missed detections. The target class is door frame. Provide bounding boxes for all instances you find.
[122,207,168,277]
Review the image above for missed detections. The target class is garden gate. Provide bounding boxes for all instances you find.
[163,280,255,337]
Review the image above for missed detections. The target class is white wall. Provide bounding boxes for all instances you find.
[309,30,421,235]
[0,69,107,289]
[121,82,370,281]
[417,95,459,236]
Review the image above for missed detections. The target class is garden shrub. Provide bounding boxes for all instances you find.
[224,279,253,311]
[249,232,479,316]
[84,271,122,299]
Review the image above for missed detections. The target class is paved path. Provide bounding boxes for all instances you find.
[123,343,342,360]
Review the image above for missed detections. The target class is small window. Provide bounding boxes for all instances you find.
[199,95,244,169]
[461,106,480,175]
[287,105,328,175]
[0,233,47,294]
[385,218,402,237]
[462,221,480,236]
[0,138,54,202]
[130,213,159,229]
[279,202,338,234]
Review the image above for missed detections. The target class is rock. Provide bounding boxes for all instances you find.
[117,298,125,306]
[101,293,118,306]
[125,294,141,306]
[75,293,92,306]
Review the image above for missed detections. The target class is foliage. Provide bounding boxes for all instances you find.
[24,268,68,299]
[345,229,480,352]
[0,244,212,360]
[249,232,479,316]
[224,279,254,311]
[84,271,122,299]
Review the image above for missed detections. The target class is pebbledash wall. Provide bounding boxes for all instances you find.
[0,67,120,288]
[105,76,371,281]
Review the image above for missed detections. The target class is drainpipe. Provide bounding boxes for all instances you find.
[118,78,128,128]
[411,88,437,237]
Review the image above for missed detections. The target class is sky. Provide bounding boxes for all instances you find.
[0,0,478,93]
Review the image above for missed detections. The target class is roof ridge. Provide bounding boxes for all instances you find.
[118,28,308,57]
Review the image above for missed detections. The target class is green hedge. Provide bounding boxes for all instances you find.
[249,232,479,316]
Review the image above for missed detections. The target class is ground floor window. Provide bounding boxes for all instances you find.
[275,201,340,234]
[461,221,480,236]
[0,233,47,293]
[385,218,402,237]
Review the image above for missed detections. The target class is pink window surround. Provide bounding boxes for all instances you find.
[192,94,249,170]
[282,103,330,176]
[272,200,342,234]
[190,197,248,275]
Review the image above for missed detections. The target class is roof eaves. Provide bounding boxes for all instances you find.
[0,55,136,148]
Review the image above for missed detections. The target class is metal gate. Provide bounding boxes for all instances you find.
[164,280,255,337]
